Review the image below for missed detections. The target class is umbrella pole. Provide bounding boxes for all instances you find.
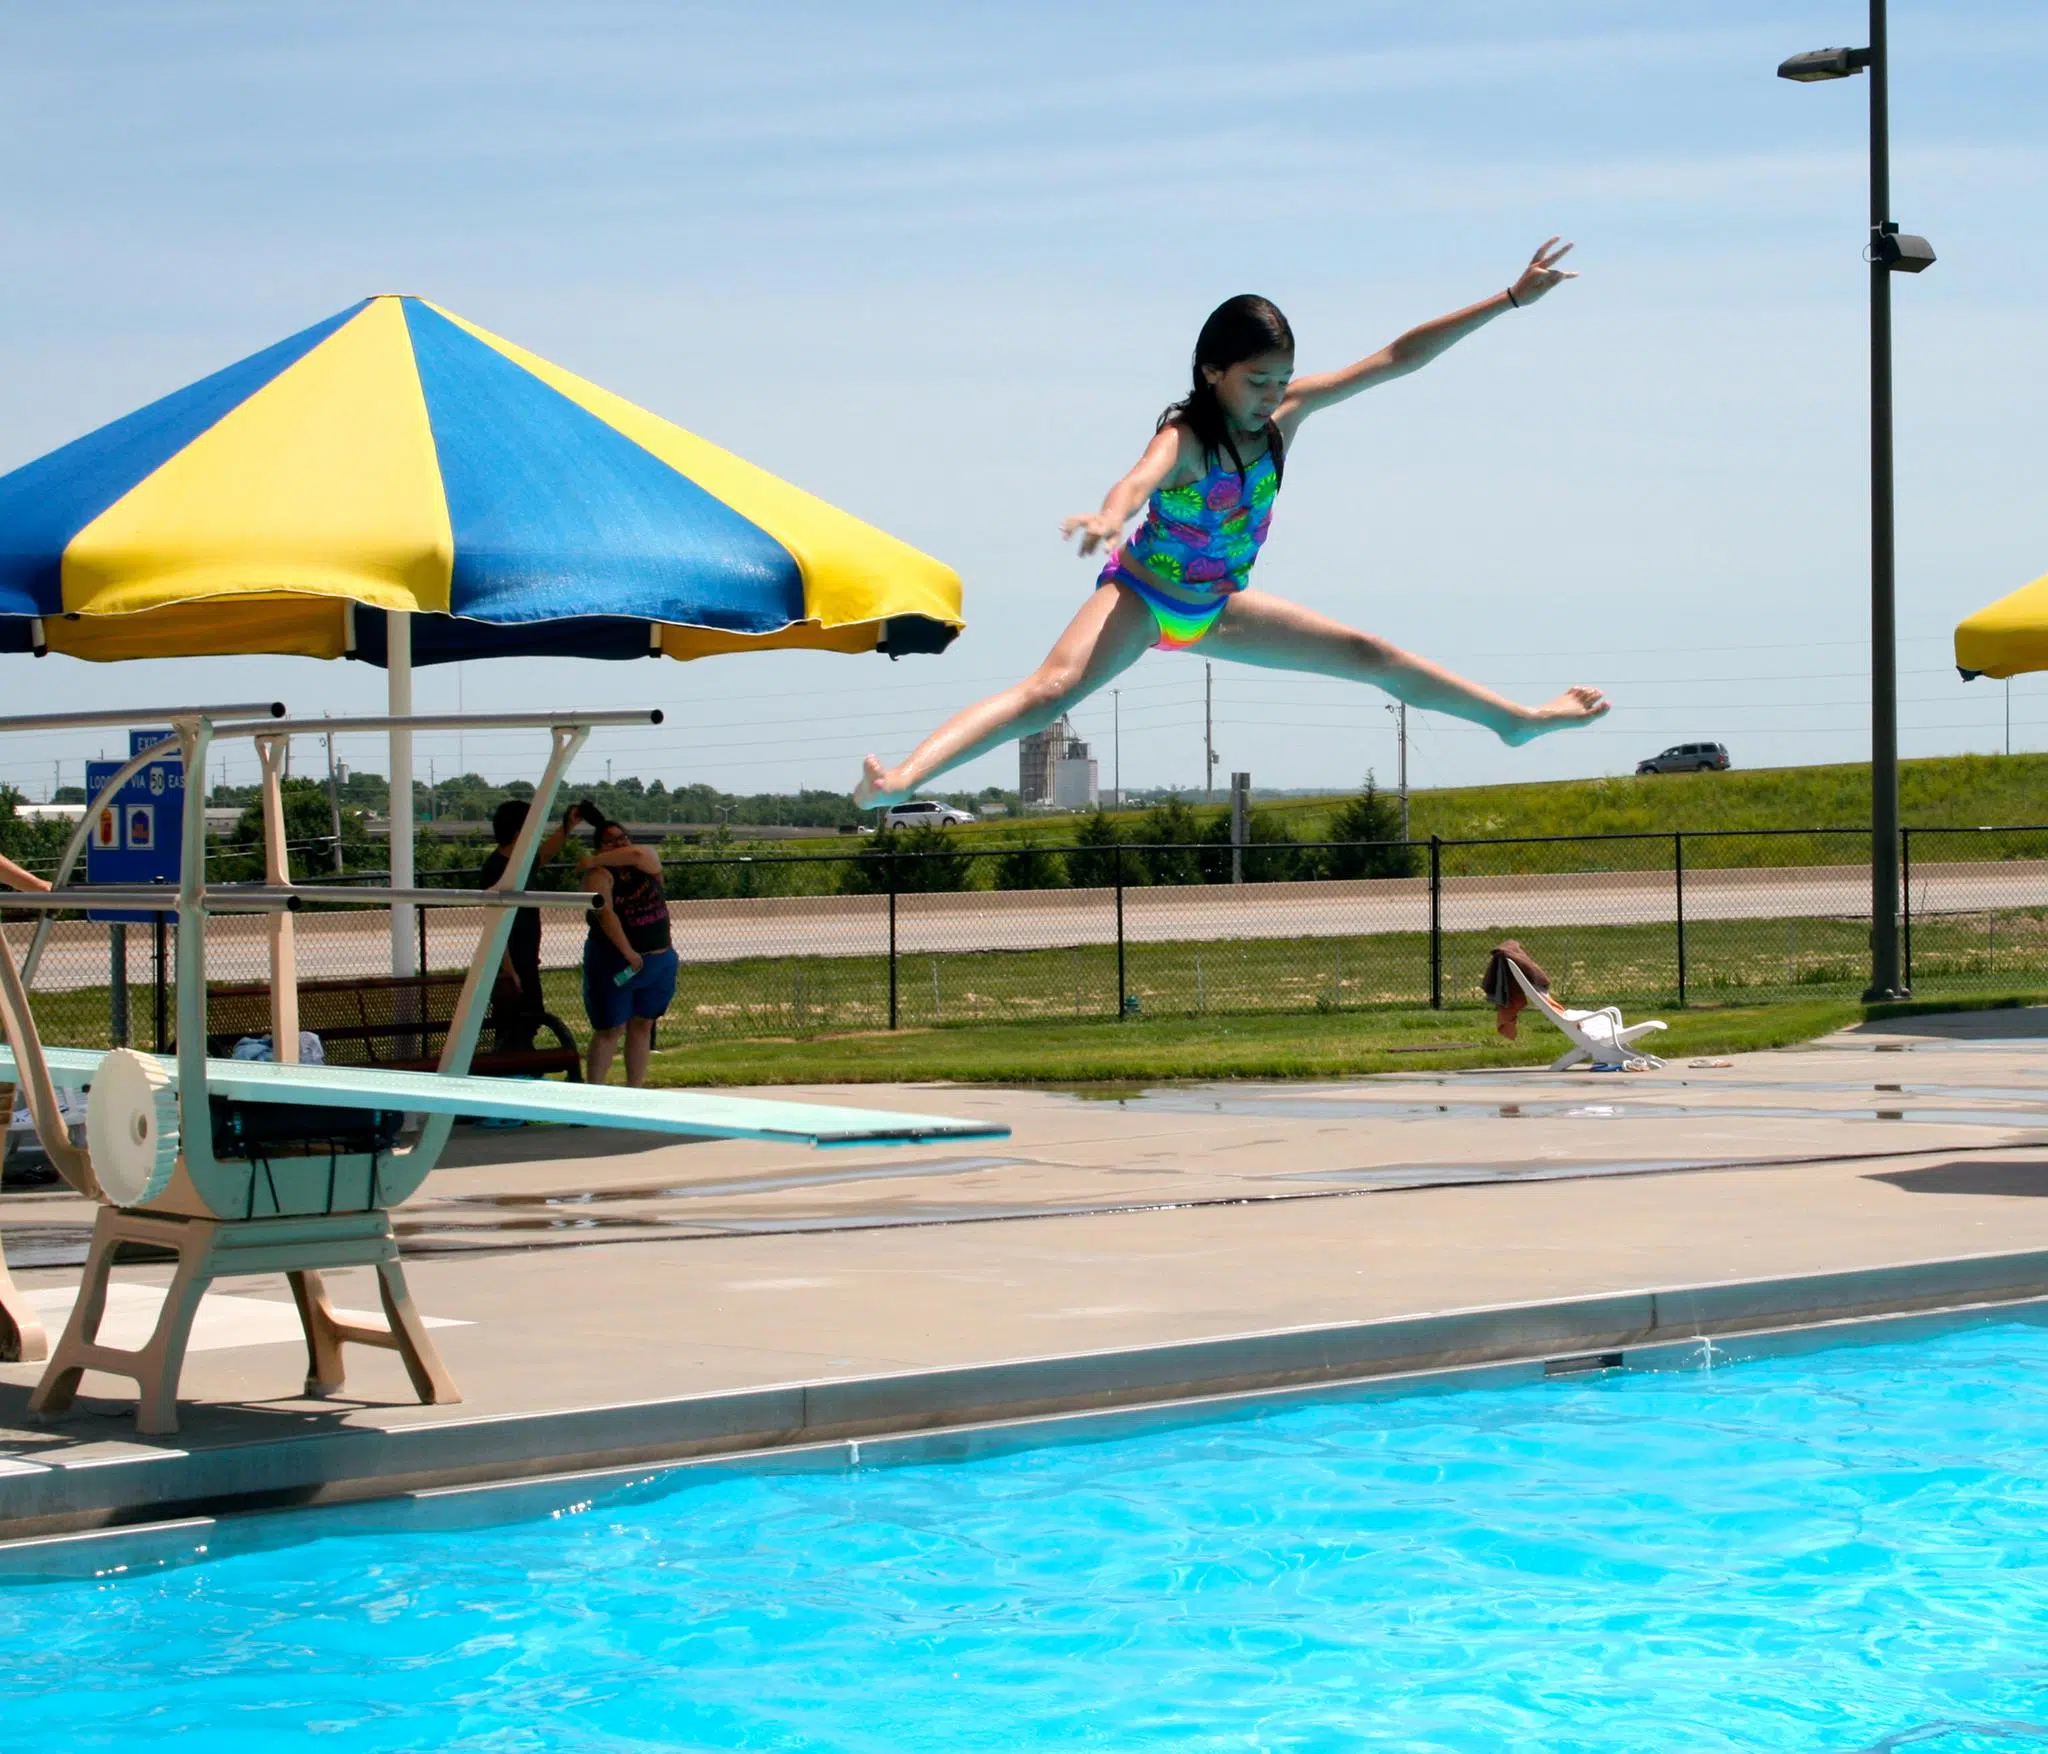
[388,612,416,978]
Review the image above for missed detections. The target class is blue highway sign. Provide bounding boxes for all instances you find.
[84,742,184,923]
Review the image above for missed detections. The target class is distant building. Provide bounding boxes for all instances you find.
[1052,752,1099,810]
[1021,716,1098,809]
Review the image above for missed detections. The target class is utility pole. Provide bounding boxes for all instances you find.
[1386,702,1410,838]
[324,728,346,875]
[1229,771,1250,885]
[1112,687,1122,808]
[1204,662,1217,802]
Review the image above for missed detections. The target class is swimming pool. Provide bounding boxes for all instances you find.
[7,1321,2048,1751]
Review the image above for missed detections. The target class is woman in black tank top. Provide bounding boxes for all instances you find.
[571,809,678,1087]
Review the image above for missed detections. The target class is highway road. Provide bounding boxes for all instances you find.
[11,861,2044,994]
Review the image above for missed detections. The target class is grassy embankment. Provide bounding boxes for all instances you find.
[698,752,2048,876]
[1268,751,2048,844]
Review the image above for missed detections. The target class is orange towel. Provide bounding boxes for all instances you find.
[1480,940,1551,1041]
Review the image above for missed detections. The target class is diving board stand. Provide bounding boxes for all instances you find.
[0,704,1007,1434]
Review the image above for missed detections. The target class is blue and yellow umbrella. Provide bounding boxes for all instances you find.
[0,295,962,666]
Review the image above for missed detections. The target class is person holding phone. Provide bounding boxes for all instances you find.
[553,802,676,1087]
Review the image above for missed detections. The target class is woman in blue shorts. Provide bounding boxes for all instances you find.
[568,806,678,1087]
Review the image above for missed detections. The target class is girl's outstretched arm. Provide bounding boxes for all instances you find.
[1060,426,1184,558]
[1277,240,1576,438]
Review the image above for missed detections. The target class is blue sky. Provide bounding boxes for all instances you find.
[2,1,2044,801]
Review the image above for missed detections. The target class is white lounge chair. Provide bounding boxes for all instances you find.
[1506,958,1667,1072]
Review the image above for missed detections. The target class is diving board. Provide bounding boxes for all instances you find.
[0,701,1014,1434]
[0,1044,1007,1150]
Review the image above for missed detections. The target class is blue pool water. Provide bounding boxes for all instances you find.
[9,1324,2048,1752]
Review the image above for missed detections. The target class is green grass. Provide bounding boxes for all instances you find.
[641,993,2048,1087]
[621,907,2048,1036]
[1315,752,2048,845]
[30,902,2048,1056]
[30,944,2041,1090]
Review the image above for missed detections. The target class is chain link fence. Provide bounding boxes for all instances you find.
[10,826,2048,1055]
[1900,827,2048,994]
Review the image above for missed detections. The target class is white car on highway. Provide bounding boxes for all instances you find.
[880,799,974,830]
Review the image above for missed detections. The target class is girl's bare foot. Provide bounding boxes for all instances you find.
[854,754,907,809]
[1499,685,1610,746]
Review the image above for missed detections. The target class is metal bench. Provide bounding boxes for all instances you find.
[203,970,581,1081]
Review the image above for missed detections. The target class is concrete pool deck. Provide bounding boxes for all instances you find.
[7,1006,2048,1538]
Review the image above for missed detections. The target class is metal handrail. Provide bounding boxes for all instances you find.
[0,702,283,734]
[209,709,663,738]
[0,889,300,913]
[289,886,600,909]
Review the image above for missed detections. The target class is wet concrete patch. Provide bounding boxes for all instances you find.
[1281,1159,1756,1188]
[432,1155,1032,1209]
[1034,1087,2048,1129]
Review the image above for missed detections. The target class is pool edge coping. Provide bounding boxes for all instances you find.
[6,1244,2048,1565]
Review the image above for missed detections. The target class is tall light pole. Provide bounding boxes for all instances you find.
[1779,1,1935,1001]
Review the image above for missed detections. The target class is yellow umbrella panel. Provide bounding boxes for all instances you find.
[1956,573,2048,681]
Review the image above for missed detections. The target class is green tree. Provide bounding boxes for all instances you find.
[1136,797,1203,885]
[1064,809,1130,889]
[839,825,976,894]
[991,837,1069,891]
[1323,777,1420,879]
[0,788,65,880]
[1200,807,1319,882]
[217,778,374,880]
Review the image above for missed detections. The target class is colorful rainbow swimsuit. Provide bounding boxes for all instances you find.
[1098,447,1280,651]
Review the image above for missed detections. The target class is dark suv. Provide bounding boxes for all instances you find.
[1637,742,1730,775]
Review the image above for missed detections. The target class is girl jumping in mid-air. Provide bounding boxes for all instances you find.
[856,240,1608,808]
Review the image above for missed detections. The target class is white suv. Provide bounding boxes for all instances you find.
[880,799,974,830]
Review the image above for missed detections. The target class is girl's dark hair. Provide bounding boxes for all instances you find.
[1157,294,1295,481]
[575,798,609,834]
